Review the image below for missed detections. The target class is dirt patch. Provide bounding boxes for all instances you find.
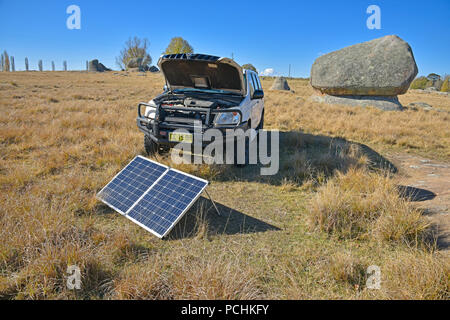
[388,153,450,251]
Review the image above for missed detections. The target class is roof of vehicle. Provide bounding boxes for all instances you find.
[158,53,246,95]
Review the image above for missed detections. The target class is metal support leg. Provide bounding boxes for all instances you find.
[205,189,220,216]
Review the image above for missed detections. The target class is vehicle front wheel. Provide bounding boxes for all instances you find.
[144,135,158,156]
[234,137,250,167]
[256,109,264,131]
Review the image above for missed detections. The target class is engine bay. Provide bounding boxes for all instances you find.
[152,92,243,127]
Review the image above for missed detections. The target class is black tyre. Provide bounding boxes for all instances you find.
[256,109,264,131]
[234,136,249,167]
[144,135,158,155]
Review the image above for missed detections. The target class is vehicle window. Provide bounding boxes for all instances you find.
[255,75,263,90]
[243,74,248,95]
[250,73,258,92]
[252,74,261,90]
[248,73,255,96]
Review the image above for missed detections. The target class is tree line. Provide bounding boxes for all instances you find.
[116,36,257,73]
[1,36,257,72]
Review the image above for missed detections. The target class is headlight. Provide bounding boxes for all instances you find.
[144,100,157,120]
[214,111,241,125]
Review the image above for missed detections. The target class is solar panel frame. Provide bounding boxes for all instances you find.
[97,156,209,238]
[125,167,208,238]
[96,155,169,215]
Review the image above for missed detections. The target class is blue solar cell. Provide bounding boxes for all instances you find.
[98,156,208,238]
[97,156,167,214]
[127,169,208,238]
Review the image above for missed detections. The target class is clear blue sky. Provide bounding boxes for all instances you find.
[0,0,449,77]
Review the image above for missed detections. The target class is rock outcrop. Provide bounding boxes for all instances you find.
[311,35,418,96]
[270,77,290,90]
[127,57,144,69]
[88,59,111,72]
[310,35,418,111]
[310,95,403,111]
[126,58,156,72]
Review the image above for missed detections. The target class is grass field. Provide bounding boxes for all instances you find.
[0,71,448,299]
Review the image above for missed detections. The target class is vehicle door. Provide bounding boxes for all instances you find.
[250,73,263,127]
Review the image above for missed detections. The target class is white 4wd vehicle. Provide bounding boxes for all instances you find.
[137,53,264,165]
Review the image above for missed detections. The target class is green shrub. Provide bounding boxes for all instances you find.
[242,64,257,72]
[410,77,429,90]
[441,77,450,92]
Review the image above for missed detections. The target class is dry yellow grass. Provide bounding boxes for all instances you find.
[307,168,430,245]
[0,71,448,299]
[262,77,450,159]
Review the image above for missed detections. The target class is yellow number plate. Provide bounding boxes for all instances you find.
[169,132,193,143]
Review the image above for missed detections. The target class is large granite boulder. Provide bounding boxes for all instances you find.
[311,35,418,96]
[427,79,443,91]
[271,77,290,90]
[310,95,403,111]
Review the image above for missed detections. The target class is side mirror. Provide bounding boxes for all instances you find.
[252,89,264,100]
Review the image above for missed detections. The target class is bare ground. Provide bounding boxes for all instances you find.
[389,153,450,251]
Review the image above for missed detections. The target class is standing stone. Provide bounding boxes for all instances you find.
[38,60,43,71]
[88,59,100,72]
[63,61,67,71]
[0,54,3,71]
[311,35,418,96]
[270,77,290,90]
[2,52,10,71]
[11,56,15,72]
[52,61,55,71]
[86,61,88,71]
[88,59,111,72]
[25,57,29,71]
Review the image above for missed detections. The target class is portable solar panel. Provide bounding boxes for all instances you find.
[97,156,168,214]
[97,156,209,238]
[127,169,208,238]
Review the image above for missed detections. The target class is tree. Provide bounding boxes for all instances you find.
[164,37,193,55]
[242,64,257,72]
[410,76,428,90]
[441,77,450,92]
[116,36,152,70]
[427,73,441,81]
